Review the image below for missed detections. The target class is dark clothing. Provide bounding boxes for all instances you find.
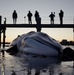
[34,11,41,32]
[49,12,55,24]
[59,10,64,24]
[27,11,32,24]
[12,10,18,24]
[12,11,17,19]
[34,11,39,24]
[36,17,41,32]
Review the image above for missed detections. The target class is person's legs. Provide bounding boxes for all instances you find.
[13,19,15,24]
[15,18,17,24]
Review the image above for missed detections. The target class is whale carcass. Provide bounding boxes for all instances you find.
[6,31,63,57]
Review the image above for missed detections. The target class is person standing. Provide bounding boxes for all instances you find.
[34,11,41,32]
[27,11,33,24]
[34,10,40,24]
[59,10,64,24]
[12,10,18,24]
[49,12,55,24]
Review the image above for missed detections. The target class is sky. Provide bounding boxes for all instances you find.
[0,0,74,42]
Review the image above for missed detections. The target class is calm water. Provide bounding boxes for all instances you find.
[0,45,74,75]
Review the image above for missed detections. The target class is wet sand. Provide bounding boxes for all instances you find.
[0,52,74,75]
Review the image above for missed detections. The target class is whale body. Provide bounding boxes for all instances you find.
[6,31,63,57]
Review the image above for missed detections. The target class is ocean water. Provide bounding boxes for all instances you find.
[0,46,74,75]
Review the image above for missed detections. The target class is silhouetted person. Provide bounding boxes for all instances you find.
[27,11,33,24]
[34,11,40,24]
[49,12,55,24]
[12,10,18,24]
[34,11,41,32]
[59,10,64,24]
[36,17,41,32]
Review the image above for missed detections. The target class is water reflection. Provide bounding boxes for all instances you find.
[17,54,61,75]
[1,53,74,75]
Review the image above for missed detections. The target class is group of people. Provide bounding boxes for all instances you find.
[12,10,64,24]
[12,10,41,24]
[49,10,64,24]
[12,10,41,31]
[27,10,41,24]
